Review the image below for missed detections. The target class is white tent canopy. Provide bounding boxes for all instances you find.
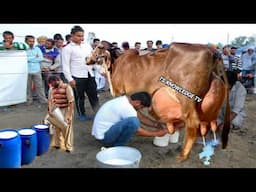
[0,50,28,107]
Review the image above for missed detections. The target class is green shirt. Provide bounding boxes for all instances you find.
[0,41,28,50]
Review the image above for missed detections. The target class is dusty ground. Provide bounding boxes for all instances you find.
[0,91,256,168]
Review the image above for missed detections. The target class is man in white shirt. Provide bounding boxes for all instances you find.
[92,92,168,146]
[62,25,99,121]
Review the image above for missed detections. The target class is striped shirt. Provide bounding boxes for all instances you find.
[231,54,242,70]
[0,41,28,50]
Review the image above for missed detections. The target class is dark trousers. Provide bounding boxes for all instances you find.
[73,74,99,116]
[41,72,50,98]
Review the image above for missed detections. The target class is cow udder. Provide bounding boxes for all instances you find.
[150,87,184,134]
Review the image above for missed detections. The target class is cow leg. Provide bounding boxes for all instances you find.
[210,120,218,142]
[177,109,199,162]
[200,122,208,146]
[200,122,208,136]
[111,79,124,96]
[106,70,114,97]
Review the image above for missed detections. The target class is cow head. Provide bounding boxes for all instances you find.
[94,44,108,65]
[86,43,114,96]
[86,43,108,65]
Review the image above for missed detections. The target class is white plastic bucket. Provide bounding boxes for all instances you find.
[169,131,180,143]
[153,134,169,147]
[96,146,142,168]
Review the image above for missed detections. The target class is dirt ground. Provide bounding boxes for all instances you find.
[0,90,256,168]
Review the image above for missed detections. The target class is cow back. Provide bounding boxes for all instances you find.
[111,48,169,96]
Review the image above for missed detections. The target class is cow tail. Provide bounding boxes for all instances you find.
[219,59,231,149]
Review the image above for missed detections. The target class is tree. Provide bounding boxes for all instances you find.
[248,36,256,45]
[230,36,256,47]
[216,42,223,49]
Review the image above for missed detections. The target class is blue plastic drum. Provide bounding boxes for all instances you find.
[32,124,50,156]
[18,128,37,165]
[0,129,21,168]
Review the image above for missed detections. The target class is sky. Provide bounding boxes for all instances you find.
[0,24,256,48]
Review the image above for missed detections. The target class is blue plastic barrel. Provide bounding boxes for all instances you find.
[18,128,37,165]
[0,129,21,168]
[32,124,50,156]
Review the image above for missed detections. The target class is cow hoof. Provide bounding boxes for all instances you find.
[176,154,188,163]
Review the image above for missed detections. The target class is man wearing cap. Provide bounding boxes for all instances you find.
[221,46,235,71]
[230,46,242,70]
[241,47,256,89]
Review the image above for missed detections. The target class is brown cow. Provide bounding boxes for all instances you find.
[110,42,230,162]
